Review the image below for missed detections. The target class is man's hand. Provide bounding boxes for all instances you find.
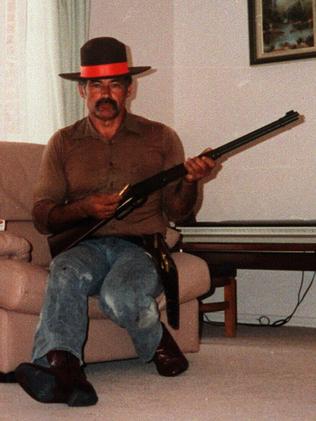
[46,191,122,233]
[184,153,216,183]
[80,193,121,219]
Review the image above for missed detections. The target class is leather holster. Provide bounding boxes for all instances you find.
[143,233,179,329]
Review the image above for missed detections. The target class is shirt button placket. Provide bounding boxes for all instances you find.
[108,141,115,193]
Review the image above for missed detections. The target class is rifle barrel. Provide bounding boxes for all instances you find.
[131,110,300,196]
[207,110,299,160]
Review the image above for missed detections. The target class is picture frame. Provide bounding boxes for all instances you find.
[248,0,316,64]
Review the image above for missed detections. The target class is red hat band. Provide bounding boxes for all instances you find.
[80,62,129,78]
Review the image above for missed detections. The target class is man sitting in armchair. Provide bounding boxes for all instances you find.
[15,37,216,407]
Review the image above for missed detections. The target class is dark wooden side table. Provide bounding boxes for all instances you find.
[178,221,316,336]
[181,242,316,272]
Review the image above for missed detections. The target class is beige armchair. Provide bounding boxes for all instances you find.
[0,141,211,374]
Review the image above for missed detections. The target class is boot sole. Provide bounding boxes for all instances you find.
[68,386,98,406]
[155,359,189,377]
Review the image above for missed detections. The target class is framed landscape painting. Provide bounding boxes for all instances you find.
[248,0,316,64]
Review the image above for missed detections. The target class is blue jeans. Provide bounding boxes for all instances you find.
[32,236,163,364]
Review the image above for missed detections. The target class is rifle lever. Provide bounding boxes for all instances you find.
[115,195,148,220]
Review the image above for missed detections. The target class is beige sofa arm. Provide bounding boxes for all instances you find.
[0,260,47,314]
[0,233,31,261]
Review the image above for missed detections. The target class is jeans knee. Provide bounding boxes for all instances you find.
[49,255,93,290]
[99,291,131,325]
[100,293,159,330]
[137,301,159,329]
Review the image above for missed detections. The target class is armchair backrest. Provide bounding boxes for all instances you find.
[0,141,50,266]
[0,141,44,220]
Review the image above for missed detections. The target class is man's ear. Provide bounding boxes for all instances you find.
[77,83,86,98]
[126,83,133,98]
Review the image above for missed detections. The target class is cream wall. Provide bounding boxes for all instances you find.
[173,0,315,222]
[89,0,175,127]
[90,0,316,327]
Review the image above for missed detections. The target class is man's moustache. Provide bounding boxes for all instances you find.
[96,98,118,109]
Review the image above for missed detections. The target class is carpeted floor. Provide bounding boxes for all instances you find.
[1,324,316,420]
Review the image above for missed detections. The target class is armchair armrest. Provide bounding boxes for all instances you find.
[0,260,47,313]
[0,232,31,261]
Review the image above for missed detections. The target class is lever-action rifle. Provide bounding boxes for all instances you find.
[48,110,300,257]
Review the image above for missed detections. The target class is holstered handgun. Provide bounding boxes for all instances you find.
[143,233,179,329]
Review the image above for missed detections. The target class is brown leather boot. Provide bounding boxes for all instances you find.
[15,350,98,406]
[152,323,189,376]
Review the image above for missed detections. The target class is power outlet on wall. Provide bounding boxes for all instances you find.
[0,219,6,231]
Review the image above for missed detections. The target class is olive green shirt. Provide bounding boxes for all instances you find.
[32,113,196,236]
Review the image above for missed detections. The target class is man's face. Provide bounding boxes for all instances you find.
[79,77,132,122]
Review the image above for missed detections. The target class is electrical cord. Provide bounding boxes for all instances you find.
[203,270,316,328]
[258,270,316,327]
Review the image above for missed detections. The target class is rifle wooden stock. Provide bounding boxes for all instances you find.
[48,110,300,257]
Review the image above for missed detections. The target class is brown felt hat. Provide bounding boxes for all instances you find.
[59,37,151,81]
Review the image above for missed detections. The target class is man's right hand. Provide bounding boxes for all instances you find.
[79,193,121,220]
[46,192,122,234]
